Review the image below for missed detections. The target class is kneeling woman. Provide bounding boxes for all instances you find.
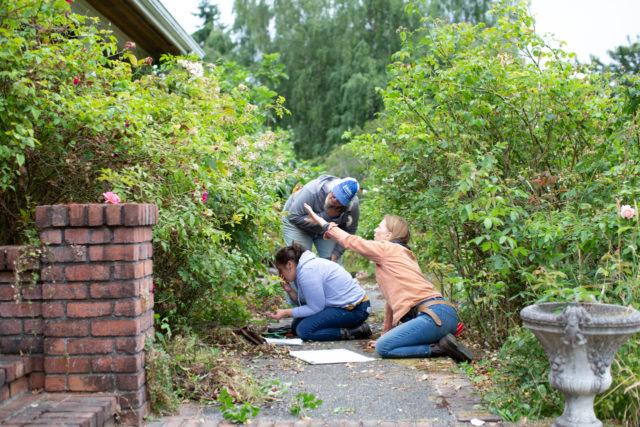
[303,203,473,362]
[267,242,371,341]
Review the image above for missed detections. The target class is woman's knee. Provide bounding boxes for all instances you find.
[375,339,393,358]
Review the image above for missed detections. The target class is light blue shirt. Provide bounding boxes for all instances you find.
[291,251,366,318]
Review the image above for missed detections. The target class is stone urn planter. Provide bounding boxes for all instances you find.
[520,302,640,427]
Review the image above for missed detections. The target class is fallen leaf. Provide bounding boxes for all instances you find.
[470,418,485,426]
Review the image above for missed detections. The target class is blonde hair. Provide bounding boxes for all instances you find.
[384,215,410,244]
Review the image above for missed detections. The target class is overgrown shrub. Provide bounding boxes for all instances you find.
[0,0,307,325]
[347,1,640,423]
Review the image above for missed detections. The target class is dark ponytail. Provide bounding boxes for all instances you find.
[275,241,307,267]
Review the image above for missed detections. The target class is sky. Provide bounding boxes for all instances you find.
[160,0,640,63]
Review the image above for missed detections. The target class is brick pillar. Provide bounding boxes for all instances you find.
[0,246,44,391]
[35,203,158,425]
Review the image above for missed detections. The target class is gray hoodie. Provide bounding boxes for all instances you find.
[283,175,360,258]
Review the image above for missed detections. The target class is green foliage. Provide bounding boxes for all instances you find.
[289,392,323,418]
[217,389,261,424]
[0,0,309,326]
[347,1,640,423]
[229,0,498,158]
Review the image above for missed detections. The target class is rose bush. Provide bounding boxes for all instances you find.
[347,1,640,423]
[0,0,309,325]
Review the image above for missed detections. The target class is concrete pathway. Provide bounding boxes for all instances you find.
[143,284,510,427]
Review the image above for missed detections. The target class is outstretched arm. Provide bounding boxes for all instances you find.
[303,203,328,227]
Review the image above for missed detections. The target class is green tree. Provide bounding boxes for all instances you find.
[592,35,640,76]
[191,0,236,61]
[229,0,498,158]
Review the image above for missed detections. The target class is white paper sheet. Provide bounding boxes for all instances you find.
[264,337,304,346]
[289,349,375,364]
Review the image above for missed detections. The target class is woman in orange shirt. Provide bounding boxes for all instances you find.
[303,203,473,362]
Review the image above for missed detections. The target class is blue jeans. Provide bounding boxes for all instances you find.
[292,300,371,341]
[375,298,457,358]
[281,217,341,262]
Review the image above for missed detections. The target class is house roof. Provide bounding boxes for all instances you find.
[73,0,204,59]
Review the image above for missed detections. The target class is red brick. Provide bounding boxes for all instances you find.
[0,385,8,402]
[65,264,110,282]
[117,371,146,390]
[0,301,41,317]
[124,204,158,226]
[68,374,114,392]
[68,204,87,227]
[114,354,144,373]
[105,204,123,226]
[118,401,150,426]
[0,319,21,335]
[29,372,45,389]
[143,259,153,276]
[89,245,141,262]
[24,318,43,334]
[117,387,147,409]
[30,355,43,371]
[9,375,28,397]
[0,357,25,381]
[50,245,87,263]
[114,300,143,317]
[42,301,65,318]
[67,301,112,318]
[68,338,114,355]
[112,263,146,280]
[141,310,154,330]
[43,283,88,300]
[44,338,66,355]
[116,335,147,354]
[35,206,51,228]
[92,318,141,336]
[15,282,41,300]
[0,284,12,300]
[44,320,89,337]
[64,228,90,244]
[4,247,18,270]
[40,265,64,281]
[0,335,42,354]
[45,356,90,374]
[113,227,152,244]
[51,205,69,227]
[45,375,67,391]
[88,204,105,226]
[89,228,111,244]
[40,229,62,245]
[0,272,13,285]
[90,281,140,299]
[91,356,113,373]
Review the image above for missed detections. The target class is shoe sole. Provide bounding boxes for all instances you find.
[439,333,474,363]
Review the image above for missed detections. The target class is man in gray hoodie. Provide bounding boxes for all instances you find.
[282,175,360,263]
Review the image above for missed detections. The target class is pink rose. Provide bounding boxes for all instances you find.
[73,77,79,85]
[103,192,121,204]
[202,190,208,203]
[620,204,635,219]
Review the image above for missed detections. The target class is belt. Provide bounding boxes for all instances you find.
[412,299,457,326]
[344,295,369,310]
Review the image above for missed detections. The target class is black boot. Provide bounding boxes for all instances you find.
[430,334,474,363]
[340,322,372,340]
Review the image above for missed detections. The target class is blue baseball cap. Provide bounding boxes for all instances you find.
[332,178,359,206]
